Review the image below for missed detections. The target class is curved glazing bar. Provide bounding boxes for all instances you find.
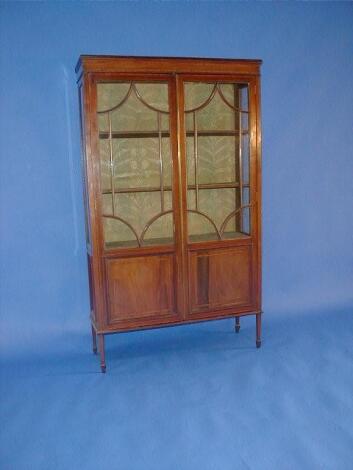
[187,209,222,239]
[140,210,173,243]
[217,85,249,114]
[98,83,169,115]
[133,84,169,114]
[185,83,249,114]
[185,84,217,114]
[103,214,141,246]
[219,204,252,236]
[97,84,133,114]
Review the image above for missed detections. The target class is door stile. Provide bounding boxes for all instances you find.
[173,75,189,318]
[246,77,260,308]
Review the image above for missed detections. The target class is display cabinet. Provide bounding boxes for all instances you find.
[76,56,262,372]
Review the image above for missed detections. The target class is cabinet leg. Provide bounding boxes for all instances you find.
[91,325,97,354]
[235,316,240,333]
[256,313,261,348]
[98,334,106,373]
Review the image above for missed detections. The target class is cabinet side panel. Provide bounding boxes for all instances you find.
[78,81,97,324]
[245,76,262,313]
[79,74,108,328]
[255,76,262,311]
[86,254,96,321]
[106,254,176,323]
[78,83,92,249]
[189,246,252,313]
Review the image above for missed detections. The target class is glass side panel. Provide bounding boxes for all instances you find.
[97,82,174,249]
[78,84,91,247]
[184,81,251,242]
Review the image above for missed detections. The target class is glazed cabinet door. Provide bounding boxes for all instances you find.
[90,75,184,327]
[179,76,261,317]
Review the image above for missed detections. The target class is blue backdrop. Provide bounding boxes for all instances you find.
[1,2,353,469]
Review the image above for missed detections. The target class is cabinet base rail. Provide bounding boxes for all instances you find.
[91,312,262,373]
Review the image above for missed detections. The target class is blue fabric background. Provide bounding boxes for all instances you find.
[1,2,353,469]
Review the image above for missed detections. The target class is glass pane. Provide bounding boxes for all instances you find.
[184,82,251,242]
[97,82,174,249]
[79,85,91,246]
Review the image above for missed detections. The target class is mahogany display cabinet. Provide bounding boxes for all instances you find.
[76,55,262,372]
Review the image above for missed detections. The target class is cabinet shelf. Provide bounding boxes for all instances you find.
[99,130,249,140]
[102,181,250,195]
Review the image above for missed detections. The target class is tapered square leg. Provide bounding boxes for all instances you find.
[98,334,106,373]
[235,316,240,333]
[91,325,97,354]
[256,313,261,348]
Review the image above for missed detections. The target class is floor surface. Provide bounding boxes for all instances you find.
[1,309,353,469]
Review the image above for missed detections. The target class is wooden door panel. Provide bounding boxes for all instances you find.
[105,254,176,323]
[189,246,252,313]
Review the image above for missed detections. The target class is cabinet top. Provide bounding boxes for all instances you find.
[75,55,262,77]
